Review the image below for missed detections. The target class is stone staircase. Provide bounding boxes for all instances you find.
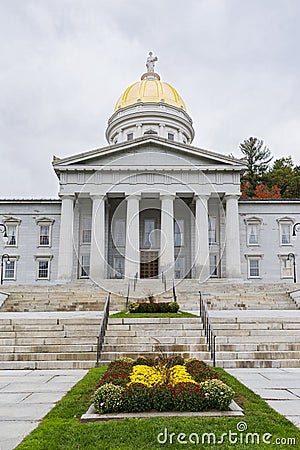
[0,312,101,369]
[211,311,300,368]
[99,317,210,365]
[0,283,125,312]
[0,280,299,369]
[176,280,299,310]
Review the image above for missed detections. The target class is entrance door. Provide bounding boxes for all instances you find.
[140,251,159,278]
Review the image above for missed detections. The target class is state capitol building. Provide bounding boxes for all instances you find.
[1,54,299,286]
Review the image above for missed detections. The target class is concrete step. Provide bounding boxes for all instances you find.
[0,360,96,370]
[0,352,97,362]
[217,359,300,369]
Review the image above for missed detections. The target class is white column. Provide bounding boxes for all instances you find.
[159,123,165,138]
[225,194,241,278]
[57,194,75,282]
[136,123,143,137]
[160,194,175,280]
[194,195,210,281]
[125,194,140,278]
[90,195,106,280]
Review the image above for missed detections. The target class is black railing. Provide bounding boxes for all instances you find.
[172,280,177,303]
[96,292,111,367]
[133,272,138,291]
[161,271,167,292]
[199,291,216,366]
[125,282,130,309]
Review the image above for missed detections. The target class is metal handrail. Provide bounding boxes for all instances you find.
[172,279,177,303]
[133,272,138,291]
[199,290,216,366]
[162,271,167,292]
[125,282,130,309]
[96,292,111,367]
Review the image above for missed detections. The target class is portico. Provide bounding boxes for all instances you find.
[56,184,242,282]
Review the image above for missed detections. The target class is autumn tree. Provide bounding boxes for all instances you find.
[253,183,281,199]
[240,137,273,197]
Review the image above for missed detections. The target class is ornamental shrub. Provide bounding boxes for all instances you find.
[173,382,205,411]
[166,355,185,368]
[152,384,175,411]
[93,383,124,414]
[97,360,132,388]
[121,383,152,412]
[168,301,180,313]
[128,302,180,313]
[185,359,220,382]
[132,355,155,366]
[200,379,234,410]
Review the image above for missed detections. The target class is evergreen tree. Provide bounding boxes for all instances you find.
[240,137,273,197]
[267,157,300,198]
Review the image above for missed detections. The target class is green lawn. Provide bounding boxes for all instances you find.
[110,310,198,318]
[15,367,300,449]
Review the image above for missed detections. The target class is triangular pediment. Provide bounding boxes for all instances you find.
[53,136,245,172]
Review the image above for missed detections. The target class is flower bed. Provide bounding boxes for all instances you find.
[93,357,234,414]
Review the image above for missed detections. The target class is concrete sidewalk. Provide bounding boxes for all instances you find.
[227,368,300,428]
[0,369,87,450]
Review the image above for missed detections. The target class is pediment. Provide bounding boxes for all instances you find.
[53,137,245,172]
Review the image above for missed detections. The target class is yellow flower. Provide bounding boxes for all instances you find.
[127,364,198,387]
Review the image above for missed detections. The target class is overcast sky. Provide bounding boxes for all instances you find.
[1,0,299,198]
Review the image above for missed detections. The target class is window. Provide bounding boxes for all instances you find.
[280,223,291,245]
[175,257,185,279]
[38,260,50,279]
[168,133,174,141]
[280,256,293,278]
[144,219,155,247]
[80,255,90,277]
[208,217,217,244]
[39,225,50,246]
[113,257,125,278]
[4,259,16,280]
[248,257,261,278]
[113,219,125,247]
[36,218,54,247]
[174,219,184,247]
[248,223,259,245]
[82,217,92,244]
[209,254,218,277]
[6,224,17,246]
[127,132,133,141]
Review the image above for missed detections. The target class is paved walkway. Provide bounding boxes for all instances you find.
[227,368,300,428]
[0,369,87,450]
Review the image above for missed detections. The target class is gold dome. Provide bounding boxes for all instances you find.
[114,74,187,111]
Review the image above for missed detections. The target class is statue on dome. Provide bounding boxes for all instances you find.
[146,51,158,73]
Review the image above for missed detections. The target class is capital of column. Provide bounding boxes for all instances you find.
[160,193,176,201]
[194,194,210,202]
[224,194,240,201]
[126,193,141,201]
[90,194,106,201]
[59,193,75,201]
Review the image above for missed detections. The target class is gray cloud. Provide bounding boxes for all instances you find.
[0,0,299,197]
